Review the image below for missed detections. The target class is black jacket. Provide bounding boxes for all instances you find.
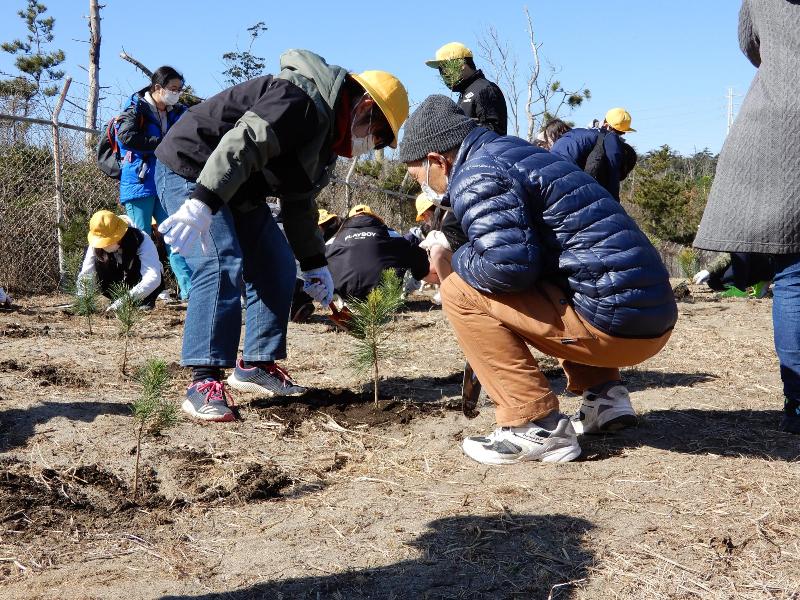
[453,70,508,135]
[93,227,163,306]
[325,214,430,301]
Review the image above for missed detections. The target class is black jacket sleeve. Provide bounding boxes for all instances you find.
[404,243,430,281]
[116,104,159,152]
[474,85,508,135]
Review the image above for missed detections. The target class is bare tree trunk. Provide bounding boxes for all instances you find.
[119,49,153,78]
[524,6,541,142]
[52,78,72,288]
[85,0,101,151]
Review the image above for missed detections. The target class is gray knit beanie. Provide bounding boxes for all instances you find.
[397,94,477,163]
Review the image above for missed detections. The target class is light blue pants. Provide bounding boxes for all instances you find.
[123,195,192,299]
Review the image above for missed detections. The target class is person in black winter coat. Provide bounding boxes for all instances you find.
[325,205,431,302]
[426,42,507,135]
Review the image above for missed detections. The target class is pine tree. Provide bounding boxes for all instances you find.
[1,1,65,109]
[72,274,100,335]
[109,283,143,375]
[131,359,178,498]
[221,22,268,86]
[347,270,404,406]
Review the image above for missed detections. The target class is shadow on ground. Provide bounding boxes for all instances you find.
[0,400,130,451]
[579,409,800,462]
[159,513,593,600]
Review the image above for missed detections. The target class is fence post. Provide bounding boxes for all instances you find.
[344,156,358,210]
[51,77,72,287]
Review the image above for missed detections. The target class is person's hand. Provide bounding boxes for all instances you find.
[693,269,711,285]
[300,266,334,306]
[106,299,122,313]
[158,198,212,255]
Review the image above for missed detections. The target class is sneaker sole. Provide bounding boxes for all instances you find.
[226,374,307,397]
[462,442,581,465]
[181,399,235,422]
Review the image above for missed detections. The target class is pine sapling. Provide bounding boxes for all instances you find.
[109,283,143,375]
[132,358,178,498]
[72,274,100,334]
[347,269,404,406]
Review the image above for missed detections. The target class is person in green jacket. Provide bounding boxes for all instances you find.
[155,49,408,422]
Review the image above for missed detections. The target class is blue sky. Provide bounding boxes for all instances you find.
[0,0,755,155]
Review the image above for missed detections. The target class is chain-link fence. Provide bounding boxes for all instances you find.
[0,77,120,294]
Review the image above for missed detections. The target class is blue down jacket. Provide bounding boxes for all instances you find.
[448,128,677,338]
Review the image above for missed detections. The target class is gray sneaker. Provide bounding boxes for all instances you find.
[182,379,235,422]
[227,359,307,397]
[462,416,581,465]
[571,381,637,435]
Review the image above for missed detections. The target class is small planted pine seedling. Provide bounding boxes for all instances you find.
[72,274,100,334]
[347,269,404,406]
[109,283,143,375]
[132,358,178,498]
[678,247,700,279]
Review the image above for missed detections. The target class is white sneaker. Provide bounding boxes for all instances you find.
[157,290,173,302]
[570,381,637,435]
[462,416,581,465]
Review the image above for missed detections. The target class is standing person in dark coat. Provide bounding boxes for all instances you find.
[425,42,508,135]
[550,108,636,201]
[694,0,800,433]
[398,95,676,466]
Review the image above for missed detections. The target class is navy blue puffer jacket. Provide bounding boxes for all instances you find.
[448,128,677,338]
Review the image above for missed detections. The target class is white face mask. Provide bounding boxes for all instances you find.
[350,134,376,157]
[162,89,180,106]
[422,158,446,202]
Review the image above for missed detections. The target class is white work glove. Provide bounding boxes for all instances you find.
[301,266,334,306]
[158,198,212,255]
[693,269,711,285]
[419,230,452,252]
[106,298,122,313]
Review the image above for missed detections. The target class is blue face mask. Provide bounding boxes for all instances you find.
[422,158,447,203]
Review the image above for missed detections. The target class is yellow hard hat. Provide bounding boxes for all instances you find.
[349,70,409,149]
[415,193,435,222]
[348,204,374,218]
[605,107,636,132]
[87,210,128,248]
[318,208,338,225]
[425,42,473,68]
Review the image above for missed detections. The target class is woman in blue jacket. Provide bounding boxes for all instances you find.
[116,66,191,300]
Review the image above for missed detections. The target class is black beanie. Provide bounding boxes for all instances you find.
[397,94,476,163]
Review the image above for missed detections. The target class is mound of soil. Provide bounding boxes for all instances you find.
[169,449,290,504]
[251,388,448,431]
[29,364,88,387]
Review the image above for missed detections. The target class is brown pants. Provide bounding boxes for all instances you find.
[441,273,672,426]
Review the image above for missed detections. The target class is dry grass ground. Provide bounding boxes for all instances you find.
[0,286,798,600]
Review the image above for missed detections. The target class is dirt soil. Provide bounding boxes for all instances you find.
[0,287,798,599]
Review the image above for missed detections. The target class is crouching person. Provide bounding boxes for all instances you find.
[326,204,432,303]
[398,96,678,465]
[78,210,163,310]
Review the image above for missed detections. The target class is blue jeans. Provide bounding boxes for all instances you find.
[123,195,193,300]
[155,161,296,367]
[773,254,800,402]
